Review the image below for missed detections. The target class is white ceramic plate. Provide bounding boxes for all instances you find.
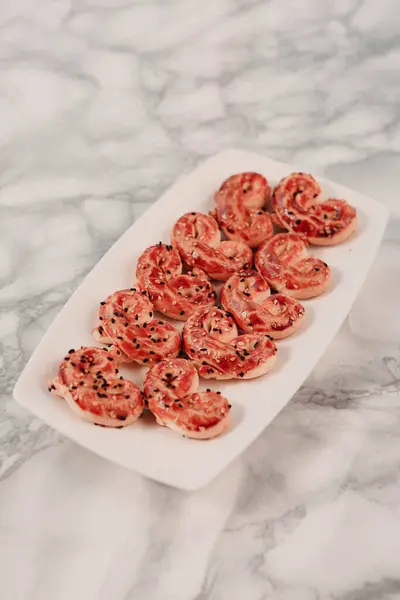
[14,149,388,490]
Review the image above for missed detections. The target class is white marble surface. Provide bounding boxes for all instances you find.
[1,0,400,598]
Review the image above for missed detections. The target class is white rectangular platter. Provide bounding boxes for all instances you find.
[14,149,388,490]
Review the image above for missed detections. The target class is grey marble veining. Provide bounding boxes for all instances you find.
[1,0,400,598]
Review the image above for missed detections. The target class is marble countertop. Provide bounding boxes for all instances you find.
[1,0,400,598]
